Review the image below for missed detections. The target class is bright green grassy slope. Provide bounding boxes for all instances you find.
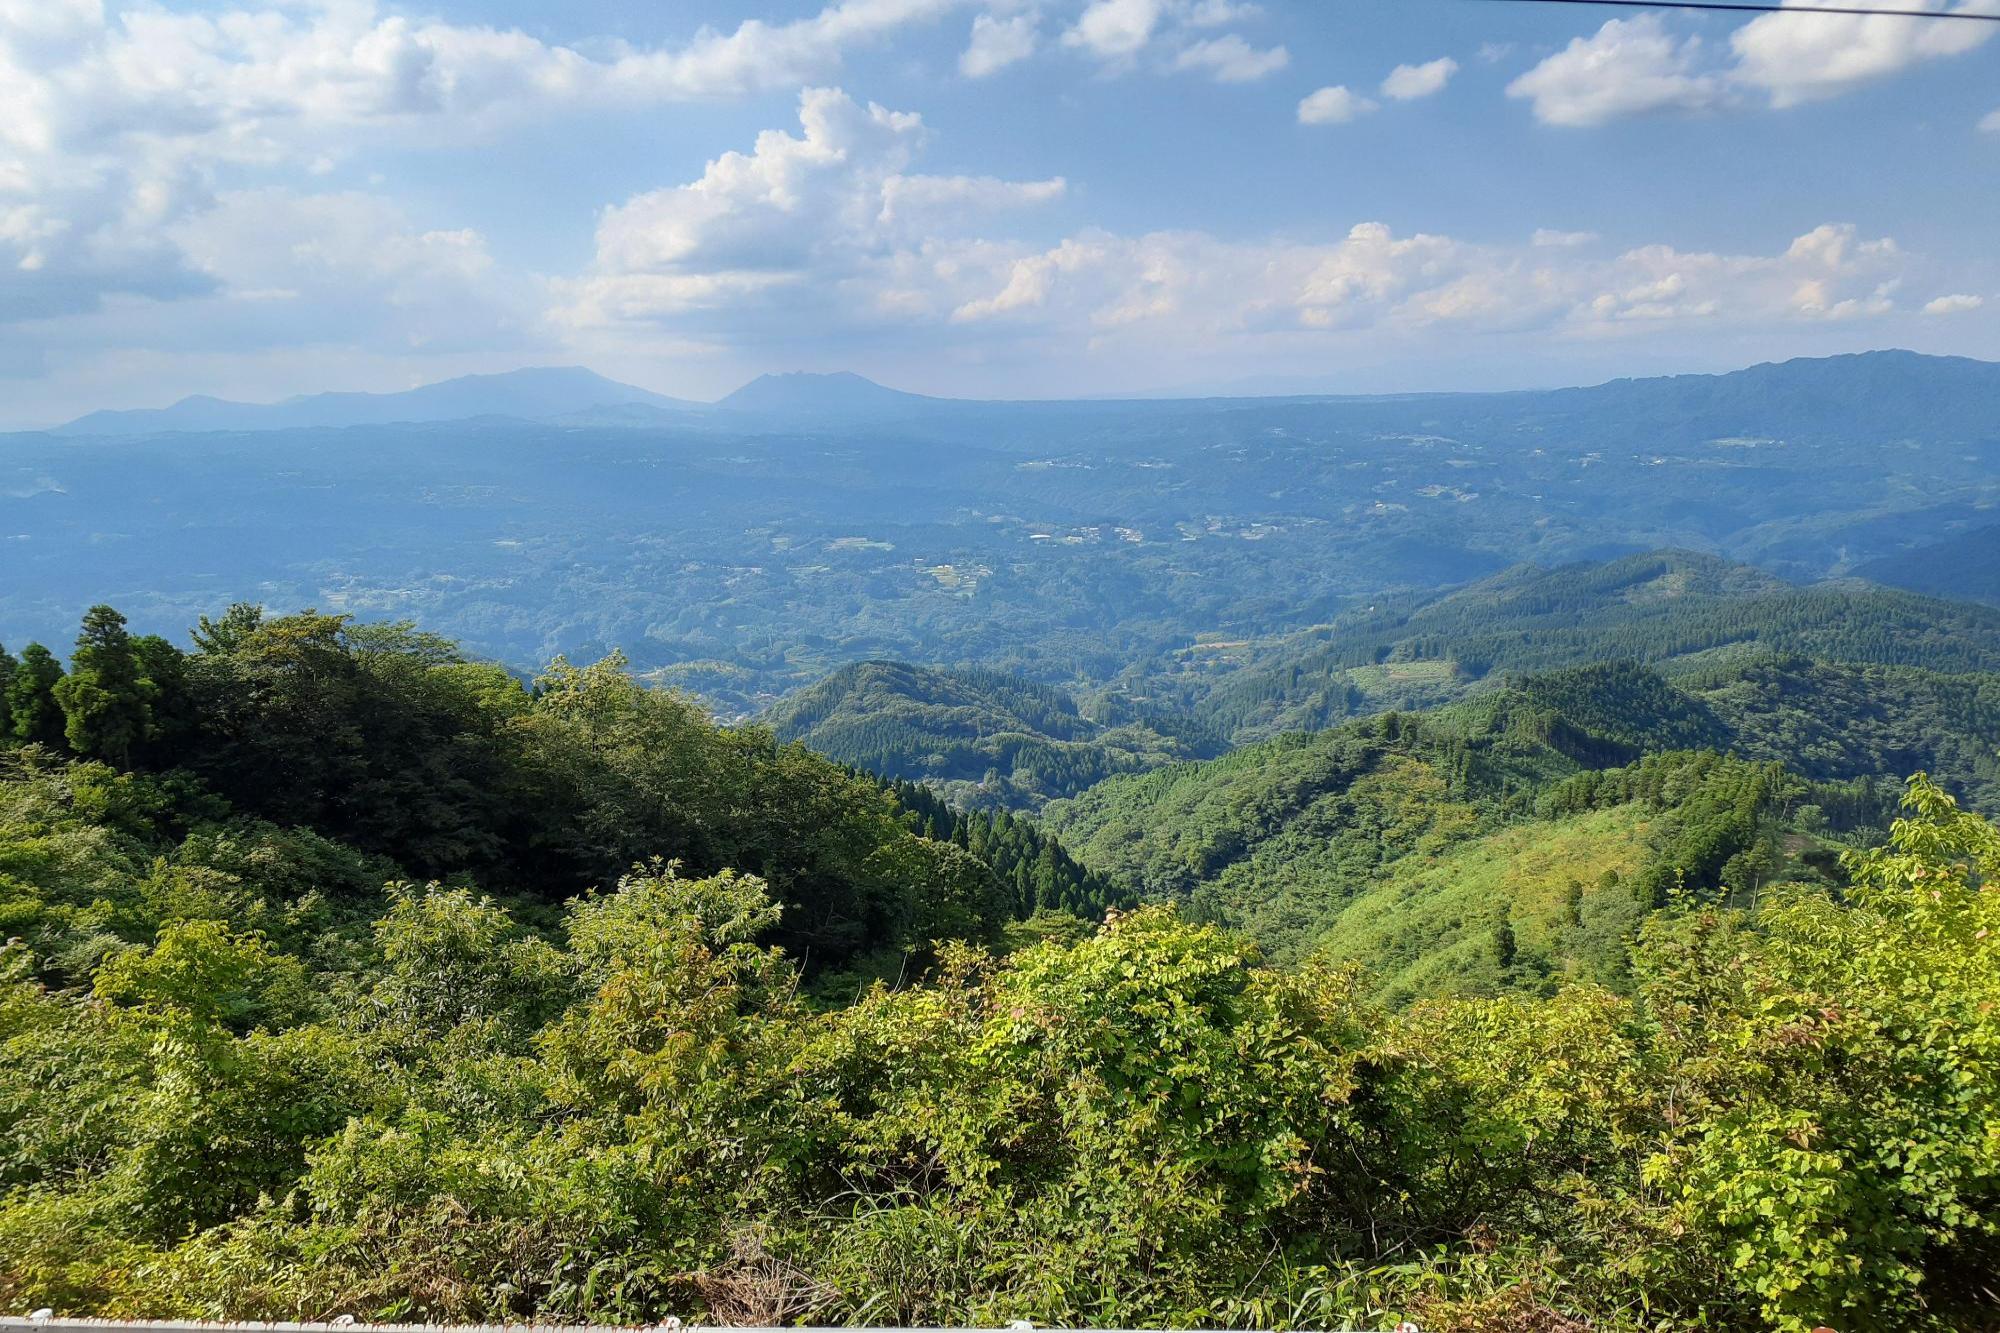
[1315,805,1657,1004]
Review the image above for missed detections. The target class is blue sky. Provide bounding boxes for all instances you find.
[2,0,1998,424]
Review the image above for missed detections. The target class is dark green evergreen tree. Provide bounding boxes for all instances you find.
[133,633,195,764]
[54,606,156,767]
[6,643,66,748]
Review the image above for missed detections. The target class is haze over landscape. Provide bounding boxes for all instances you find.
[7,3,2000,1331]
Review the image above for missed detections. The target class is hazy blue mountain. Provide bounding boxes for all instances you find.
[1530,349,2000,447]
[7,350,1998,719]
[718,371,935,416]
[53,367,698,436]
[1855,523,2000,607]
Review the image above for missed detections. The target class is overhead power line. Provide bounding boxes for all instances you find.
[1470,0,2000,20]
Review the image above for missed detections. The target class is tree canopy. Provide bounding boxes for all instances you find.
[2,601,1998,1329]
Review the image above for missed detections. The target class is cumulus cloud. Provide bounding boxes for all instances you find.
[1297,85,1377,124]
[1925,292,1986,314]
[0,0,969,321]
[3,3,1975,415]
[961,11,1039,76]
[1063,0,1165,57]
[1981,107,2000,132]
[0,178,539,426]
[1507,16,1726,126]
[1059,0,1282,79]
[1381,56,1458,100]
[1731,0,1998,107]
[557,87,1065,330]
[165,188,528,352]
[556,93,1917,368]
[1511,2,1998,126]
[933,219,1913,352]
[1580,224,1902,324]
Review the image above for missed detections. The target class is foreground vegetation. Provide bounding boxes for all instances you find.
[3,605,1998,1330]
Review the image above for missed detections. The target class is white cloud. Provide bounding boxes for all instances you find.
[1058,0,1280,77]
[559,97,1917,370]
[0,0,971,322]
[961,11,1039,76]
[1063,0,1164,58]
[1533,229,1599,248]
[2,5,1973,416]
[1730,0,1998,107]
[1173,33,1288,81]
[1583,224,1902,324]
[558,87,1064,329]
[0,179,537,427]
[1381,56,1457,100]
[1508,16,1726,126]
[1981,107,2000,132]
[1925,292,1986,314]
[1511,3,1998,126]
[934,219,1912,351]
[1298,85,1377,124]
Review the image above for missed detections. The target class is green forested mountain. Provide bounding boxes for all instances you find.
[4,600,2000,1329]
[1168,550,2000,740]
[1682,653,2000,808]
[0,605,1054,979]
[1044,664,1916,981]
[765,660,1218,808]
[886,779,1128,920]
[758,550,2000,815]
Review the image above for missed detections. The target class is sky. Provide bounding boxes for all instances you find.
[2,0,1999,425]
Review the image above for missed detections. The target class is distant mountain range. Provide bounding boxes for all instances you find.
[718,370,935,416]
[52,367,703,437]
[9,348,1999,708]
[47,366,937,436]
[45,347,2000,441]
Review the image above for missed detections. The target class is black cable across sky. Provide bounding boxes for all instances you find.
[1469,0,2000,20]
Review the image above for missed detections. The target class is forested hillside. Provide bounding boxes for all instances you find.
[766,661,1218,808]
[1167,551,2000,740]
[2,617,1997,1327]
[0,605,1112,990]
[1043,662,1947,983]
